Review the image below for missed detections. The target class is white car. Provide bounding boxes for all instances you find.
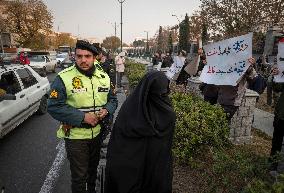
[0,64,50,138]
[29,55,56,76]
[56,53,69,64]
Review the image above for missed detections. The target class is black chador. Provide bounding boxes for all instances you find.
[105,71,176,193]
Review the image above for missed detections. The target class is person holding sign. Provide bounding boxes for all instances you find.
[270,66,284,171]
[200,33,257,120]
[217,57,257,120]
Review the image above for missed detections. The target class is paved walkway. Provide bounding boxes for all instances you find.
[253,108,274,137]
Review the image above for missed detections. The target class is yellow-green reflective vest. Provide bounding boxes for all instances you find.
[57,65,110,139]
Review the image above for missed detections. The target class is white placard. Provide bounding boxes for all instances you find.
[156,62,162,71]
[166,56,185,79]
[274,41,284,83]
[200,33,253,86]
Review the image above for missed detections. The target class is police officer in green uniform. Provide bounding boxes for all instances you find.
[93,45,116,89]
[47,40,118,193]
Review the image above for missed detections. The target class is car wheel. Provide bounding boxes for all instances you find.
[37,95,47,115]
[42,67,47,77]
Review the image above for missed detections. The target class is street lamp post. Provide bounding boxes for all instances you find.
[118,0,125,52]
[172,14,181,27]
[144,31,149,56]
[57,21,63,32]
[172,14,182,53]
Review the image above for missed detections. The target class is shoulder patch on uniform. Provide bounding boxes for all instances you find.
[50,89,58,99]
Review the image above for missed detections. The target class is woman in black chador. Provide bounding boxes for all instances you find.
[105,71,176,193]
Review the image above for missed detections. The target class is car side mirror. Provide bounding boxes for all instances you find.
[0,94,16,102]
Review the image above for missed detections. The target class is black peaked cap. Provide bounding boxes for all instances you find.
[76,40,99,55]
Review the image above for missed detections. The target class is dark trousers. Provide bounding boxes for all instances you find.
[221,105,238,121]
[204,96,218,105]
[65,134,101,193]
[270,117,284,170]
[116,72,124,87]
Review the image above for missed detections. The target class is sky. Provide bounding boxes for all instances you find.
[42,0,201,44]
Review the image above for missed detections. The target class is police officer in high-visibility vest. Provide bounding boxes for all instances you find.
[47,40,118,193]
[92,46,117,141]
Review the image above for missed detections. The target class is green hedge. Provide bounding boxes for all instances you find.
[125,59,146,88]
[170,92,230,164]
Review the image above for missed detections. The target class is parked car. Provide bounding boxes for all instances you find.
[0,64,50,138]
[0,53,18,65]
[60,58,74,70]
[28,54,56,76]
[56,53,69,65]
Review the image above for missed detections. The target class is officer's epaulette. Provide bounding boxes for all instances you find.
[58,65,75,75]
[95,63,103,71]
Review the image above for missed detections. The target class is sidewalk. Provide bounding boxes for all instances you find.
[96,80,128,192]
[131,57,151,65]
[253,108,274,137]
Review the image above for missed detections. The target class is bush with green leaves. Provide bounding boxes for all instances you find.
[206,146,271,193]
[170,92,230,164]
[243,174,284,193]
[125,59,146,88]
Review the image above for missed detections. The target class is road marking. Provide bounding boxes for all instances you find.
[39,140,66,193]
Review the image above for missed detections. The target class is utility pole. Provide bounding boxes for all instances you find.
[108,21,119,37]
[77,24,80,39]
[114,22,118,37]
[118,0,125,52]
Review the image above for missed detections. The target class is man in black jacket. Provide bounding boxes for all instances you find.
[270,66,284,171]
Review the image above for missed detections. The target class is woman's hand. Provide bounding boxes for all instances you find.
[248,57,256,65]
[271,67,280,75]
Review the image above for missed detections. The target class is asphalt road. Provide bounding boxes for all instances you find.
[0,68,71,193]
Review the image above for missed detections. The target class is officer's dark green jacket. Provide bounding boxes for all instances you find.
[47,64,118,139]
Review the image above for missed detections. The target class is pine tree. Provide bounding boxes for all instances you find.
[157,26,163,52]
[179,14,190,52]
[168,32,173,53]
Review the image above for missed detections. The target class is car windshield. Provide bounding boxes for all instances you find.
[29,55,46,62]
[57,54,67,58]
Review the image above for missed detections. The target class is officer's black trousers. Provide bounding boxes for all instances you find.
[270,117,284,170]
[65,134,101,193]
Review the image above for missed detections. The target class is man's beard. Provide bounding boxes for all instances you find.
[75,63,95,77]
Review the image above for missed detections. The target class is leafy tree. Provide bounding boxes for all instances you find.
[132,39,145,47]
[179,14,190,52]
[0,15,7,33]
[5,0,53,50]
[0,14,7,51]
[253,31,265,54]
[200,0,284,39]
[54,33,76,48]
[101,36,120,51]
